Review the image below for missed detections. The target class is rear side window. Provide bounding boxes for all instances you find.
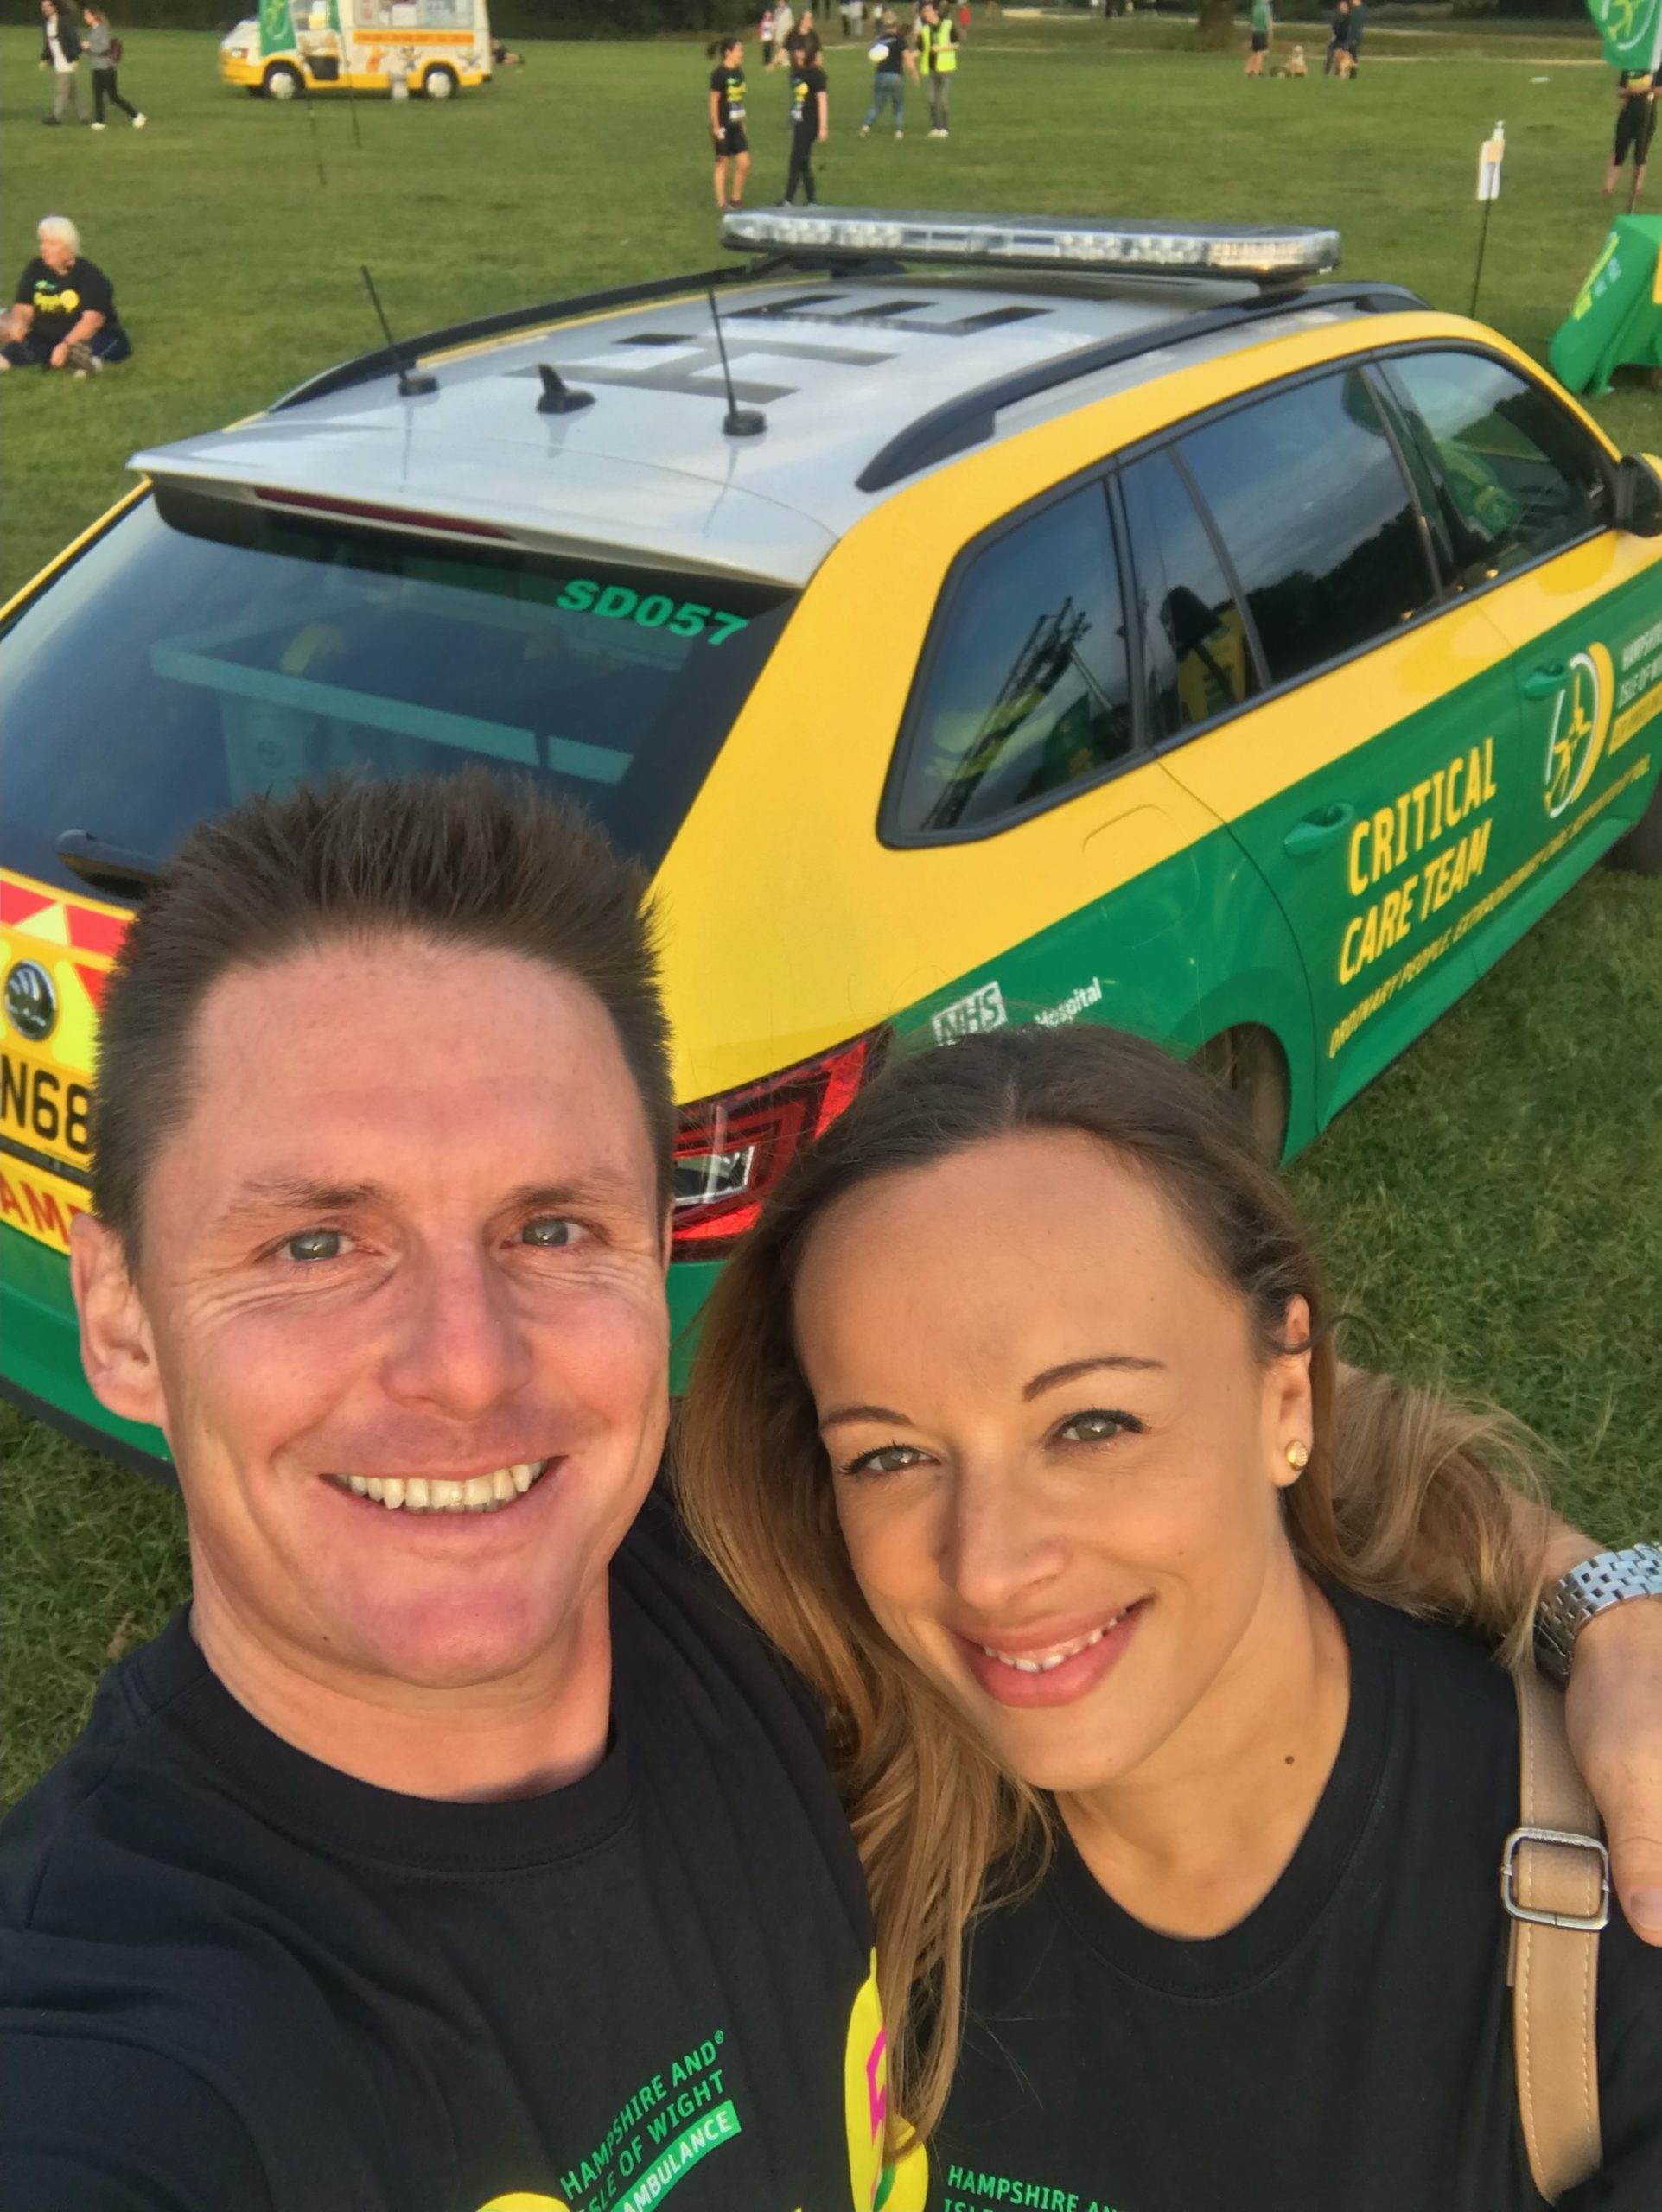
[1178,368,1436,690]
[1379,350,1610,585]
[889,482,1135,838]
[1118,447,1258,743]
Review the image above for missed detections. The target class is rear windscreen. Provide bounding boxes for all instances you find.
[0,492,796,898]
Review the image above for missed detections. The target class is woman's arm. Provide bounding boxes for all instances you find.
[709,87,723,137]
[816,86,828,137]
[48,306,105,368]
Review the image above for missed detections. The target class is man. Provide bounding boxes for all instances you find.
[0,213,131,374]
[1343,0,1365,76]
[915,0,959,137]
[0,778,892,2209]
[1323,0,1348,76]
[2,774,1660,2208]
[39,0,83,124]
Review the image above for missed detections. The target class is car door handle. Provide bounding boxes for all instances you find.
[1283,803,1356,856]
[1523,664,1568,699]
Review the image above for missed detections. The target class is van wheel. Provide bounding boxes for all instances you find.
[263,62,302,99]
[1193,1025,1290,1164]
[1604,783,1662,875]
[423,63,457,98]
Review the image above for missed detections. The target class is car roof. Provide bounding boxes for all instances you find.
[131,264,1414,590]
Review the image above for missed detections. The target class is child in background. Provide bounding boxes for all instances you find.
[708,35,751,213]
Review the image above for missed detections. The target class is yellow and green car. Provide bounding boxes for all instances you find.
[3,209,1660,1473]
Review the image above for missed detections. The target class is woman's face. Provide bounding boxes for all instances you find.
[38,232,75,276]
[793,1131,1313,1796]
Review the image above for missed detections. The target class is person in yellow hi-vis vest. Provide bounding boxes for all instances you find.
[916,0,960,137]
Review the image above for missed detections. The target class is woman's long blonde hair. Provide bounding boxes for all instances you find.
[674,1025,1551,2148]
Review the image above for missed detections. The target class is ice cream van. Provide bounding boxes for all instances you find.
[220,0,493,101]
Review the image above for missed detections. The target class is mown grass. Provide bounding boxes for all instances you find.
[3,22,1659,1804]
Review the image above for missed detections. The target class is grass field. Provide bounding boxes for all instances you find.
[3,18,1660,1806]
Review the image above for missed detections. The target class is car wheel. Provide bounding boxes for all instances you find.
[263,62,303,99]
[423,63,458,98]
[1193,1024,1290,1164]
[1603,782,1662,875]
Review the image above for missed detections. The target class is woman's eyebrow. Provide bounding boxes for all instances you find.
[819,1402,911,1433]
[1024,1355,1165,1401]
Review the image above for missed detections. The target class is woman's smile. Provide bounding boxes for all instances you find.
[952,1598,1149,1708]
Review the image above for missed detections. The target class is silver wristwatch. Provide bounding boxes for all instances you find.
[1534,1541,1662,1684]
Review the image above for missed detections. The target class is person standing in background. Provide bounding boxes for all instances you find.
[861,8,916,137]
[783,31,829,202]
[917,0,961,137]
[84,11,146,130]
[708,34,751,214]
[1324,0,1349,75]
[39,0,83,127]
[1344,0,1365,76]
[1246,0,1271,76]
[1603,70,1658,204]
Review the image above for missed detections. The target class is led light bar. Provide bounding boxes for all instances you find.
[723,207,1340,283]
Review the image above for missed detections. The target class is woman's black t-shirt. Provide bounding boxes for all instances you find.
[925,1594,1662,2210]
[0,1493,884,2212]
[790,61,827,133]
[709,63,746,131]
[14,255,120,346]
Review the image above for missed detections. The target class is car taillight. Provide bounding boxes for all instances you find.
[671,1029,884,1261]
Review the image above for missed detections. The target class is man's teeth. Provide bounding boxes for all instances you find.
[978,1608,1131,1673]
[334,1460,549,1514]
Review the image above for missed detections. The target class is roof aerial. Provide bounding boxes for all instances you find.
[721,207,1342,284]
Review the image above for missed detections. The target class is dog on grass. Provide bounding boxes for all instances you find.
[1271,43,1309,76]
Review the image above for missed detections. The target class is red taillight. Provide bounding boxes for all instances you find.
[671,1030,884,1262]
[252,488,511,540]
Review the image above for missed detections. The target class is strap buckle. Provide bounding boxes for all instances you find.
[1501,1826,1612,1933]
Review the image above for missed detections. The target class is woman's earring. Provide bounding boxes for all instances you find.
[1285,1440,1309,1472]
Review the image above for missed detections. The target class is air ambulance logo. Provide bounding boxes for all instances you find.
[1542,645,1614,820]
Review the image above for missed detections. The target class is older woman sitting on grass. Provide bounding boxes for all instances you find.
[0,215,131,376]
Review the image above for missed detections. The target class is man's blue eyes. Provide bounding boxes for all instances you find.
[284,1229,344,1264]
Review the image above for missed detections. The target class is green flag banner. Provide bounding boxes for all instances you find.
[1585,0,1662,72]
[1550,215,1662,397]
[259,0,296,55]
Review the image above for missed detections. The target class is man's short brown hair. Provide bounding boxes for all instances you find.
[92,772,675,1261]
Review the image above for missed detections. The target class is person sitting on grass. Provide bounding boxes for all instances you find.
[0,215,131,376]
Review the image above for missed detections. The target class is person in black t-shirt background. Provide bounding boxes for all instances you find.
[707,34,751,213]
[678,1024,1662,2206]
[783,32,830,204]
[0,213,131,372]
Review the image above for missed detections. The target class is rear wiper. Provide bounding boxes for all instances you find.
[54,830,168,899]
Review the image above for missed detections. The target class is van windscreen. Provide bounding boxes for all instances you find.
[0,492,795,899]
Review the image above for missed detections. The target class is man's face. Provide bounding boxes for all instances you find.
[79,935,670,1694]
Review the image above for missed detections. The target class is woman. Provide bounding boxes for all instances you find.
[783,30,829,204]
[678,1026,1662,2203]
[84,9,145,130]
[0,213,131,373]
[707,34,750,215]
[862,10,916,138]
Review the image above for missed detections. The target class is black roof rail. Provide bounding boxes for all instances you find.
[270,259,793,413]
[856,282,1427,494]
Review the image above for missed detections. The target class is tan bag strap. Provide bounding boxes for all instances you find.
[1505,1667,1608,2202]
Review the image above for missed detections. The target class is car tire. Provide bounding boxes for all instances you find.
[263,62,303,99]
[1193,1024,1290,1164]
[1603,782,1662,875]
[423,63,458,98]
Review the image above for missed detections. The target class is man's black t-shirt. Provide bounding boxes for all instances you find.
[925,1596,1662,2210]
[791,62,827,133]
[709,63,746,130]
[14,255,120,346]
[0,1497,887,2212]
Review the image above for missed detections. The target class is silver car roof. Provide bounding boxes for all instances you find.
[131,270,1392,589]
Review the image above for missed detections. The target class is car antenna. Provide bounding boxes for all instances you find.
[707,289,764,437]
[537,363,594,415]
[360,266,437,397]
